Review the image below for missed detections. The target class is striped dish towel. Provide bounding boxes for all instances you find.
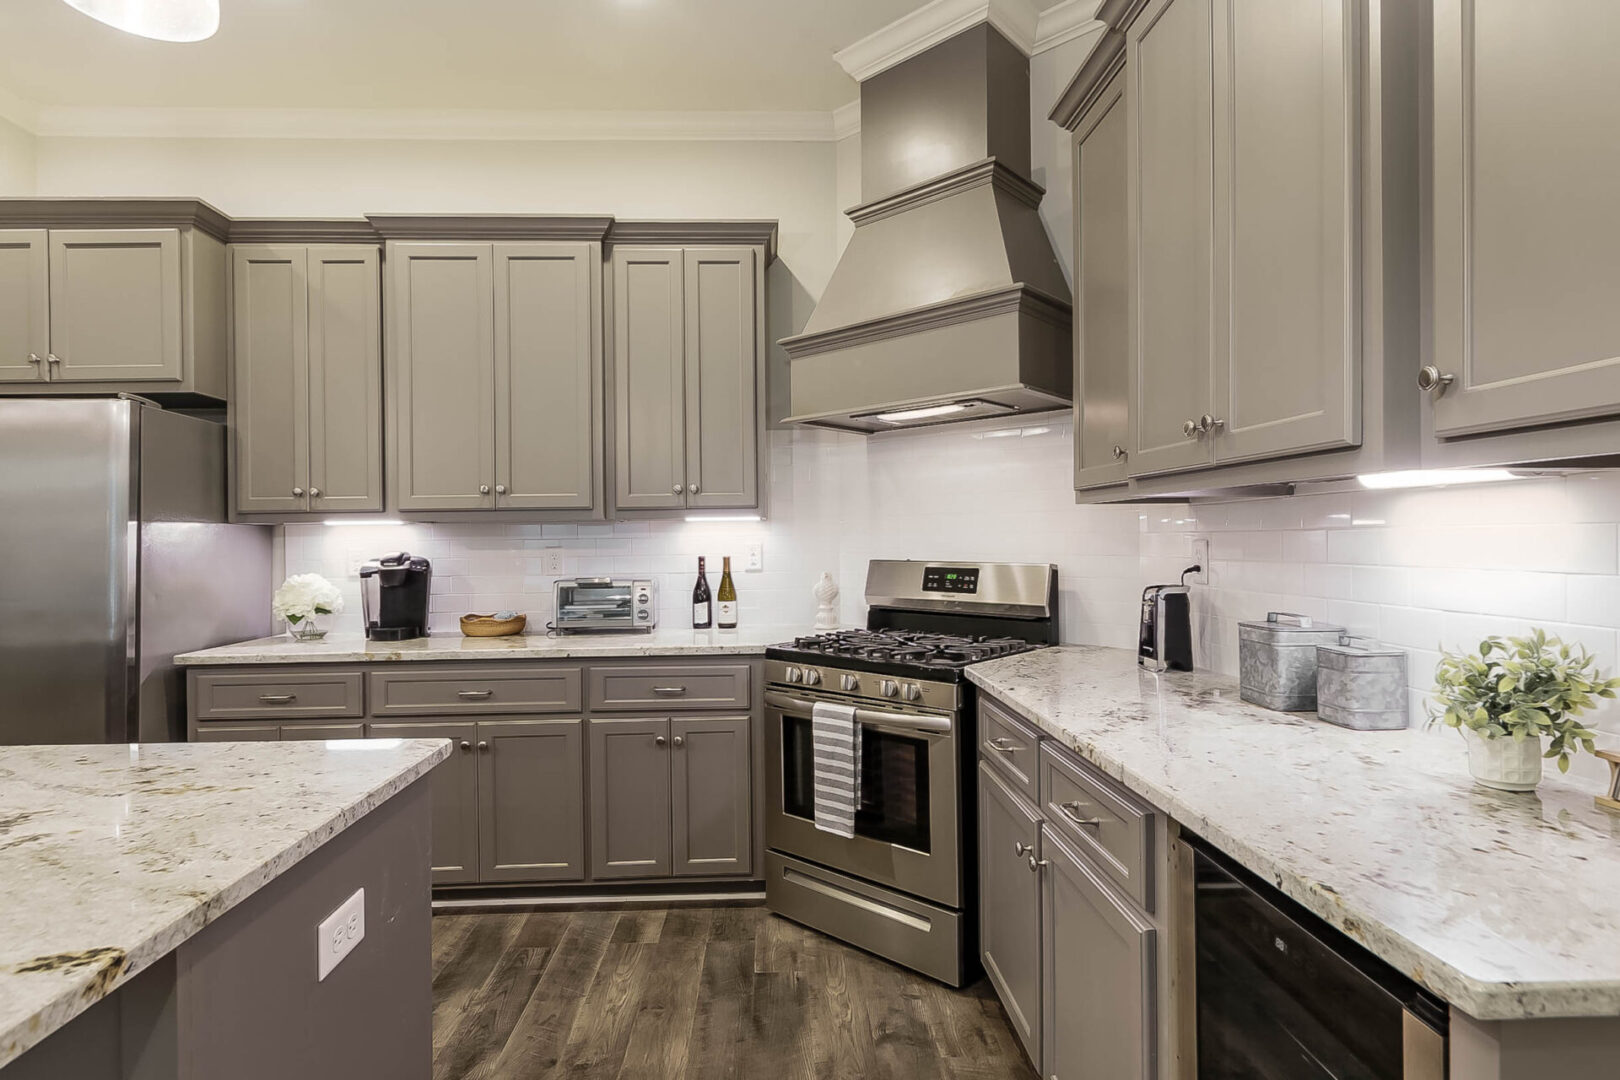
[811,701,861,837]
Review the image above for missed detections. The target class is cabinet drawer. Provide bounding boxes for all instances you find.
[978,697,1044,805]
[1039,743,1155,912]
[368,667,581,716]
[588,664,751,711]
[192,671,364,721]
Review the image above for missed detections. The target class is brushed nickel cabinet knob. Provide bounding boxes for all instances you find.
[309,487,321,498]
[1417,366,1455,393]
[689,483,700,495]
[495,484,506,495]
[27,353,40,364]
[1112,444,1127,460]
[1197,415,1225,434]
[1182,419,1198,438]
[673,484,684,495]
[479,484,491,495]
[655,735,667,746]
[292,487,304,497]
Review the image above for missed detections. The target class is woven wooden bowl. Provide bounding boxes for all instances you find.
[460,613,527,637]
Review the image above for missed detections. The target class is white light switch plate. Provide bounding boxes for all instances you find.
[745,542,763,572]
[317,887,365,981]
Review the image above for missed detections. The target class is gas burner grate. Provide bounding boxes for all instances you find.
[778,629,1040,671]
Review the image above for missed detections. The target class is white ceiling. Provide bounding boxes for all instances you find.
[0,0,945,116]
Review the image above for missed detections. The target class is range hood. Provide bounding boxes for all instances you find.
[782,23,1072,434]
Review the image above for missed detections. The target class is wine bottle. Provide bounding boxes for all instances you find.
[692,557,712,629]
[717,556,738,628]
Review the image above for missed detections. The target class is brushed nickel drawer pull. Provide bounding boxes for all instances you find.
[457,689,494,699]
[1014,840,1033,857]
[258,693,296,704]
[651,686,688,695]
[1058,801,1103,828]
[1027,854,1049,872]
[987,737,1021,754]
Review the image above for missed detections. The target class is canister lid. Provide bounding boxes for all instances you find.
[1318,635,1405,658]
[1238,612,1345,641]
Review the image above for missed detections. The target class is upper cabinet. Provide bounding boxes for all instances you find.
[1054,1,1418,500]
[382,220,608,517]
[230,243,383,517]
[0,201,230,399]
[1425,1,1620,452]
[609,227,770,517]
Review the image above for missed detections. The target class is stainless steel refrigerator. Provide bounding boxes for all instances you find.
[0,397,272,744]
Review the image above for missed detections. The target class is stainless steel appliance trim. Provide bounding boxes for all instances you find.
[863,559,1056,619]
[780,867,933,933]
[764,690,953,734]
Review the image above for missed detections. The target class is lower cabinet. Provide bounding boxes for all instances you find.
[589,715,752,880]
[979,762,1043,1065]
[194,721,363,741]
[369,721,480,886]
[1042,824,1158,1080]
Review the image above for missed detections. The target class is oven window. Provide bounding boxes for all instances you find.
[781,715,932,852]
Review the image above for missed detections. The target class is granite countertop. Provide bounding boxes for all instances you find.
[968,646,1620,1022]
[175,627,785,666]
[0,738,450,1068]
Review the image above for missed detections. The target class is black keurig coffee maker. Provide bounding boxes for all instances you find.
[1139,565,1199,672]
[361,552,432,641]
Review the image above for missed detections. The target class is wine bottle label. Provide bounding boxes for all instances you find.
[717,601,737,625]
[693,602,710,625]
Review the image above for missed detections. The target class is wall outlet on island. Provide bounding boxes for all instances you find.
[317,887,365,982]
[746,542,764,572]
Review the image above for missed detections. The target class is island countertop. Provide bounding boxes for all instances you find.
[174,627,785,666]
[0,738,450,1068]
[967,645,1620,1022]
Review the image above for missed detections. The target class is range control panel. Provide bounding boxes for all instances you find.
[921,566,980,594]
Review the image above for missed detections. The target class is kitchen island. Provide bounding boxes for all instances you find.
[970,645,1620,1077]
[0,738,449,1079]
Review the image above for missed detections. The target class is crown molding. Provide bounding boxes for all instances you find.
[228,219,381,245]
[780,282,1069,359]
[367,214,615,241]
[608,220,779,263]
[0,197,232,242]
[834,0,1103,83]
[20,106,848,143]
[847,157,1043,226]
[831,100,862,140]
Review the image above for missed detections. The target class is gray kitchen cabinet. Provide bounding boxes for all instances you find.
[387,240,602,515]
[278,723,365,740]
[0,230,48,383]
[1042,824,1157,1080]
[1126,0,1216,477]
[48,229,184,383]
[1428,1,1620,441]
[231,244,382,516]
[388,242,496,511]
[369,721,480,886]
[1210,0,1358,464]
[683,248,759,509]
[194,722,281,742]
[979,762,1043,1069]
[612,248,687,511]
[589,716,674,879]
[671,715,752,877]
[494,242,602,511]
[1071,75,1132,491]
[611,243,764,514]
[477,718,585,883]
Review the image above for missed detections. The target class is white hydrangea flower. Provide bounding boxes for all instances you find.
[272,573,345,624]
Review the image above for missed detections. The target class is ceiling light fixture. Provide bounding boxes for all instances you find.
[61,0,220,42]
[1356,469,1523,490]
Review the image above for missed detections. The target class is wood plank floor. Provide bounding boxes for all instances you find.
[431,904,1038,1080]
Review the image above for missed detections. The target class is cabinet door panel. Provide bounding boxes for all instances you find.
[671,716,751,876]
[231,245,309,514]
[48,229,183,382]
[1213,0,1357,463]
[370,721,479,885]
[978,763,1042,1070]
[494,243,600,511]
[683,248,758,510]
[0,230,48,383]
[1128,0,1216,476]
[390,243,494,510]
[477,718,584,883]
[1043,826,1157,1080]
[308,246,383,513]
[1431,0,1620,437]
[1073,80,1133,490]
[613,248,687,510]
[589,717,672,878]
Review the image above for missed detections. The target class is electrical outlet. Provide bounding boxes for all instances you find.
[317,887,365,982]
[745,542,764,572]
[1189,538,1210,583]
[543,549,565,575]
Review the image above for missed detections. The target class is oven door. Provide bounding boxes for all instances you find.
[764,687,961,907]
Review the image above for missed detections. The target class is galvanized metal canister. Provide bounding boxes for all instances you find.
[1315,638,1409,730]
[1238,613,1344,711]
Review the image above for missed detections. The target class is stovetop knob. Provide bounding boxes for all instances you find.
[786,666,804,683]
[802,668,822,687]
[901,683,923,702]
[879,680,899,699]
[840,673,859,692]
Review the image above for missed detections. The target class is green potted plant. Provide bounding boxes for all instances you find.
[1430,630,1620,791]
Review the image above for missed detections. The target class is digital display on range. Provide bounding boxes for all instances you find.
[922,566,980,594]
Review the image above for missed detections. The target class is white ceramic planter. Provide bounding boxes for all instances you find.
[1464,729,1544,792]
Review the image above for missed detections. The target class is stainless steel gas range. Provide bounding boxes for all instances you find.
[763,559,1059,986]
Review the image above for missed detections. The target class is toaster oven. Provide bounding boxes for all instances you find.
[553,578,657,632]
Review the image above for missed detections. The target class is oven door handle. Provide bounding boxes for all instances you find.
[764,691,953,734]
